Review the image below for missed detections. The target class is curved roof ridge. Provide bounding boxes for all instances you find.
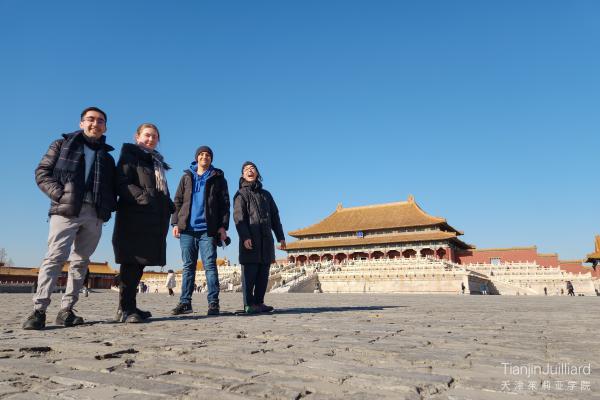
[409,198,446,223]
[334,197,445,223]
[288,208,339,236]
[337,200,409,211]
[288,196,458,237]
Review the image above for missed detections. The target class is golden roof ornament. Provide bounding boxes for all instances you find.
[585,235,600,271]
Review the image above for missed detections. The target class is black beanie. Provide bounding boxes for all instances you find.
[195,145,213,160]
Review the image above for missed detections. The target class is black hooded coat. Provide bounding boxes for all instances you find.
[233,179,285,265]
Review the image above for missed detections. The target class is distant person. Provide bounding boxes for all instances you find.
[233,161,285,314]
[171,146,230,316]
[23,107,117,330]
[461,282,466,295]
[480,283,488,295]
[544,287,547,296]
[566,281,575,296]
[112,123,174,323]
[166,269,176,296]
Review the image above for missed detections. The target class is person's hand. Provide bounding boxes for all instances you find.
[172,226,180,238]
[218,227,228,242]
[244,239,253,250]
[278,240,286,250]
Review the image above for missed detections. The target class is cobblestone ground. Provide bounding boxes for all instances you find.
[0,292,598,399]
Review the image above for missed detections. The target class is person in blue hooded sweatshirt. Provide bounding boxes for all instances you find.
[170,146,230,315]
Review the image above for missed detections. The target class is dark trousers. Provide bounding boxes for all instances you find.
[119,263,145,313]
[241,263,270,306]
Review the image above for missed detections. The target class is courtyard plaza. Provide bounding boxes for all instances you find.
[0,292,598,399]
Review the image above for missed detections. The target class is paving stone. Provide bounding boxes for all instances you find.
[1,292,599,398]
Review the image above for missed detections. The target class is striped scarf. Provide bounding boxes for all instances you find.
[139,146,169,194]
[55,131,106,208]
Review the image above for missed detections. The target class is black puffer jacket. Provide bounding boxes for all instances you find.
[113,143,175,266]
[112,144,175,266]
[35,131,116,222]
[233,179,285,265]
[171,168,230,237]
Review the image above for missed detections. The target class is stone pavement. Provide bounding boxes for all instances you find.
[0,292,598,399]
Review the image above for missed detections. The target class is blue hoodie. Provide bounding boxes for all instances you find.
[189,162,213,231]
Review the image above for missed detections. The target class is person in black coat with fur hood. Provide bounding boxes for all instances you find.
[233,161,285,314]
[112,123,174,323]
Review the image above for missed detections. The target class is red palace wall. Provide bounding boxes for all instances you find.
[457,248,595,276]
[457,248,542,265]
[559,261,600,278]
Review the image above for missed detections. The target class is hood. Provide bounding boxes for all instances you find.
[187,163,223,178]
[239,178,263,191]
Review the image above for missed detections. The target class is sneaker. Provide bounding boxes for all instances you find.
[123,312,144,323]
[207,302,220,316]
[244,305,259,314]
[22,310,46,330]
[171,303,193,315]
[256,303,274,313]
[56,308,84,327]
[115,308,152,322]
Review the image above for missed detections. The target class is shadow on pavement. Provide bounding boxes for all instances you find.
[272,305,405,315]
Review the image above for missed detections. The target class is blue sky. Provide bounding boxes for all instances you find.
[1,1,598,269]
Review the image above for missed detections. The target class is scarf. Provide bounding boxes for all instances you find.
[54,130,106,208]
[139,145,169,194]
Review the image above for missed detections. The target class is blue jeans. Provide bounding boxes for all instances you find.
[179,230,219,305]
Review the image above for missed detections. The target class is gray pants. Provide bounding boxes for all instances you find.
[33,204,102,311]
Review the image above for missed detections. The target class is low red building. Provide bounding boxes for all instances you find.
[456,246,596,276]
[0,262,117,289]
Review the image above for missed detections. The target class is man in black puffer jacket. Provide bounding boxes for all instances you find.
[23,107,117,331]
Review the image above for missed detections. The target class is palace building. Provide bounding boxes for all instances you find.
[0,261,117,290]
[286,195,473,264]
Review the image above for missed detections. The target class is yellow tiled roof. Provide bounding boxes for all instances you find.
[0,267,39,276]
[1,262,117,277]
[289,196,460,237]
[286,230,471,251]
[62,262,117,275]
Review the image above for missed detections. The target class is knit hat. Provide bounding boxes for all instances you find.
[195,145,213,160]
[241,161,262,181]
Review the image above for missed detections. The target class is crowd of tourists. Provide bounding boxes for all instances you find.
[22,106,286,330]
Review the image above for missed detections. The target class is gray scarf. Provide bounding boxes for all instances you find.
[138,145,169,194]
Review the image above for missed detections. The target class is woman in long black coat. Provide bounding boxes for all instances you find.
[233,161,285,314]
[112,123,174,322]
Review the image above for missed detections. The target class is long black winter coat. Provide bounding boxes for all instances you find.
[170,168,230,237]
[112,144,174,266]
[233,179,285,265]
[35,131,116,222]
